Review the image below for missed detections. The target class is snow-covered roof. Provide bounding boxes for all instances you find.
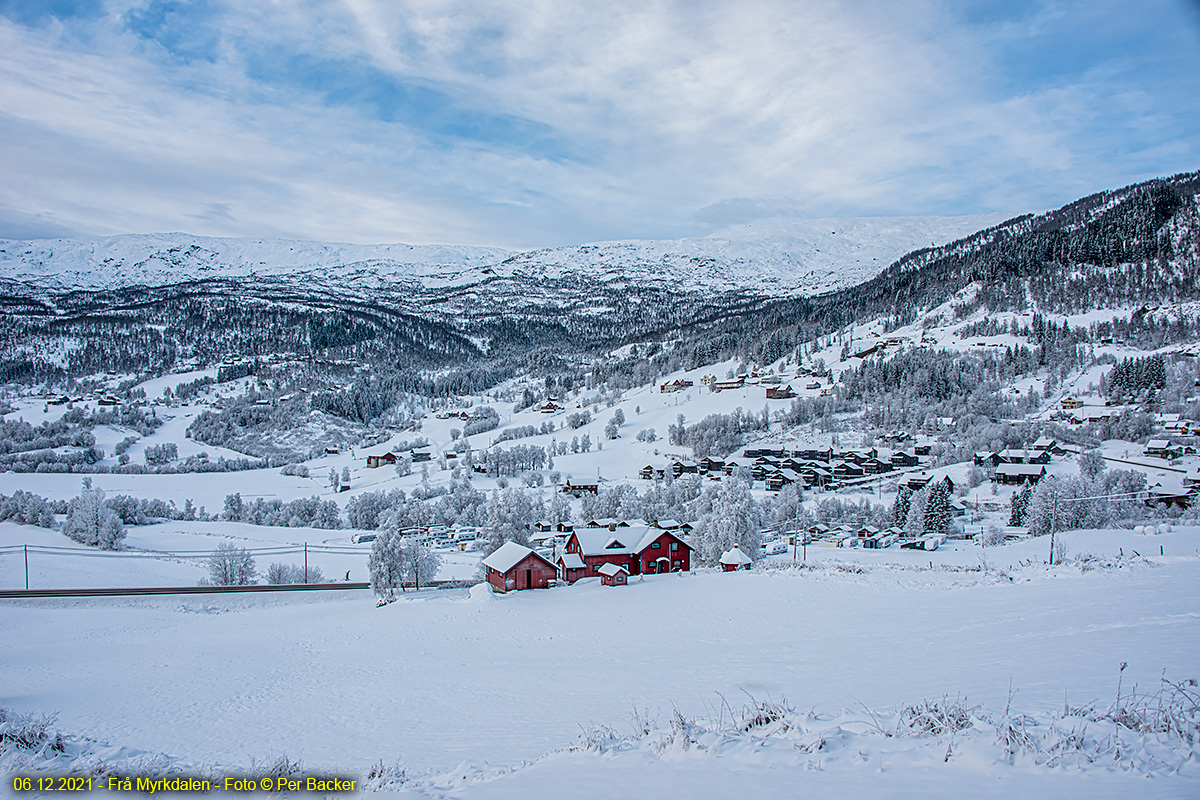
[597,562,628,577]
[719,547,752,566]
[572,529,633,555]
[1146,439,1172,449]
[482,541,543,573]
[573,526,687,556]
[557,552,585,570]
[995,463,1046,476]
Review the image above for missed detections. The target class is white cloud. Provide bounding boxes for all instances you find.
[0,0,1195,246]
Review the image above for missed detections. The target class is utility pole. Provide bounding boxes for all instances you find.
[1048,495,1058,565]
[304,542,308,583]
[24,544,29,590]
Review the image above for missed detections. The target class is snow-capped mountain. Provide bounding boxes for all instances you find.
[0,214,1009,295]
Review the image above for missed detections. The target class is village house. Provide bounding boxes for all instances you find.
[365,452,397,468]
[793,446,833,462]
[561,480,599,496]
[482,542,558,592]
[994,463,1047,485]
[557,526,692,582]
[1145,439,1182,459]
[672,459,700,477]
[765,385,796,400]
[1060,396,1084,410]
[659,379,694,393]
[652,519,693,534]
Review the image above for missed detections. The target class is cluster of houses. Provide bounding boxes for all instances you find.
[482,518,695,592]
[973,438,1062,485]
[641,443,934,493]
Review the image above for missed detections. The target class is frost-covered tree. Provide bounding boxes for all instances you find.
[398,537,442,590]
[903,486,931,538]
[690,475,762,566]
[1079,449,1107,481]
[482,488,535,555]
[329,468,340,492]
[923,479,953,536]
[143,442,178,465]
[1009,483,1033,526]
[368,529,405,600]
[340,466,351,489]
[205,541,256,585]
[892,483,914,527]
[64,478,126,549]
[0,490,56,528]
[769,483,805,533]
[636,428,657,443]
[223,492,245,522]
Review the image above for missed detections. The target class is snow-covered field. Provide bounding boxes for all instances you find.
[2,529,1198,798]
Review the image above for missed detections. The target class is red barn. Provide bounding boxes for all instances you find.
[482,542,557,592]
[366,452,397,468]
[559,526,691,583]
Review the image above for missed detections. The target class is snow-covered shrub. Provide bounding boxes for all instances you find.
[739,697,793,732]
[901,696,980,737]
[363,760,407,792]
[143,442,178,465]
[0,707,64,754]
[280,463,309,478]
[635,428,657,443]
[205,542,257,585]
[0,490,55,528]
[265,562,324,584]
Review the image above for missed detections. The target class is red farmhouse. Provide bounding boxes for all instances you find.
[482,542,557,592]
[557,526,691,583]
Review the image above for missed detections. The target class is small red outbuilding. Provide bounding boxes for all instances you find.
[597,562,629,586]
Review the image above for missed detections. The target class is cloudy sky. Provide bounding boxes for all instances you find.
[1,0,1198,248]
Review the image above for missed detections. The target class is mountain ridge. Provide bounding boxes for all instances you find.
[0,214,1010,296]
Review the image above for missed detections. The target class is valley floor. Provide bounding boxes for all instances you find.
[2,530,1198,798]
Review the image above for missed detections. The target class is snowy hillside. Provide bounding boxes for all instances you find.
[0,213,1008,295]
